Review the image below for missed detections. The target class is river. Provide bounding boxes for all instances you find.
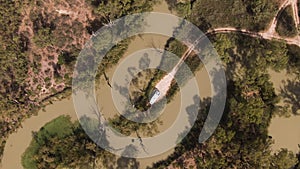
[2,1,299,169]
[268,69,300,153]
[1,1,212,169]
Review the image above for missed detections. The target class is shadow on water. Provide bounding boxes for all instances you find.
[150,65,227,168]
[280,78,300,115]
[139,53,151,70]
[79,114,142,169]
[113,53,149,100]
[150,96,211,168]
[115,145,140,169]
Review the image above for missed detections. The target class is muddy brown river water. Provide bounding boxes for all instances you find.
[1,1,299,169]
[268,69,300,153]
[1,1,209,169]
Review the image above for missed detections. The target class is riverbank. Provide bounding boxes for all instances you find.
[2,0,299,168]
[268,69,300,153]
[1,1,186,168]
[1,98,77,169]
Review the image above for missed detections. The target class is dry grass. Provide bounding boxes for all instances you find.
[19,0,95,101]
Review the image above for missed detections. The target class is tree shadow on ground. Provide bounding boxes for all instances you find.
[86,18,104,35]
[115,145,140,169]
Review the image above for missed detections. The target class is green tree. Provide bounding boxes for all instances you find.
[271,149,298,169]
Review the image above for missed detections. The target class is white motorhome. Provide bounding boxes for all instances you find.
[149,89,160,105]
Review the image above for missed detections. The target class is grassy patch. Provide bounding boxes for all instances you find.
[21,115,73,169]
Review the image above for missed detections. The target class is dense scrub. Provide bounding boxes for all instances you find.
[0,0,32,158]
[0,0,157,162]
[21,33,300,168]
[22,115,140,169]
[3,0,300,168]
[276,5,298,37]
[166,0,278,32]
[151,33,300,168]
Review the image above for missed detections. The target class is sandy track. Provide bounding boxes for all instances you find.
[2,0,300,168]
[291,0,300,27]
[155,45,194,101]
[207,26,300,46]
[266,0,291,35]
